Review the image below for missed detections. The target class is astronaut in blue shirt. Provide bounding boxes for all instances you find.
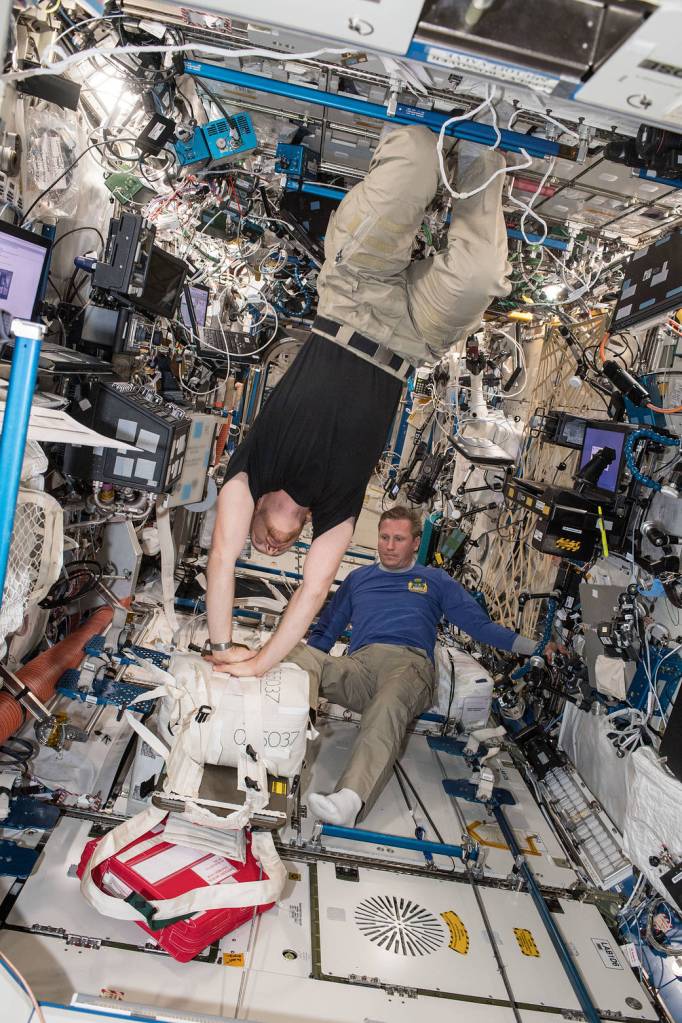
[289,505,537,827]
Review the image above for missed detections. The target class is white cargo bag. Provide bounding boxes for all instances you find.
[430,644,494,728]
[125,653,312,828]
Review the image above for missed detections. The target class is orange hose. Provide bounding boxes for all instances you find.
[598,332,610,363]
[213,419,231,468]
[0,606,114,744]
[646,402,682,414]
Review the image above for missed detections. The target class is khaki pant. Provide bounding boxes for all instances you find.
[289,642,435,819]
[316,124,512,367]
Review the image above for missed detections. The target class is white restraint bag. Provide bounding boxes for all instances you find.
[126,653,312,829]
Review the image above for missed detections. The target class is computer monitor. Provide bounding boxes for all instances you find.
[0,221,51,321]
[578,422,628,496]
[130,245,188,319]
[180,284,210,330]
[611,228,682,331]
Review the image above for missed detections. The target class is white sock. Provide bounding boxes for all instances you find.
[309,787,362,826]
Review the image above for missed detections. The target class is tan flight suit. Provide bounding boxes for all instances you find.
[290,641,435,819]
[316,124,512,367]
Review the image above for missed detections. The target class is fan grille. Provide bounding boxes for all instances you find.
[354,895,444,956]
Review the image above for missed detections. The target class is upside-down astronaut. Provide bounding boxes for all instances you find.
[206,122,512,676]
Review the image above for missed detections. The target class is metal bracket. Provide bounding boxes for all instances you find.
[0,664,87,748]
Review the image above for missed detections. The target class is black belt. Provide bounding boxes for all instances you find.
[311,316,414,381]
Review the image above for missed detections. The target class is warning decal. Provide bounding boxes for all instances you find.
[441,911,469,954]
[223,952,245,967]
[514,928,540,957]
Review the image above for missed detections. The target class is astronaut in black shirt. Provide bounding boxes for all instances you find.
[206,125,510,678]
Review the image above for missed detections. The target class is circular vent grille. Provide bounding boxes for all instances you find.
[354,896,444,956]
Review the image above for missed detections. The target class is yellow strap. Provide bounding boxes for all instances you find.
[597,505,609,559]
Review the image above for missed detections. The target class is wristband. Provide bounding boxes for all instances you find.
[210,641,235,652]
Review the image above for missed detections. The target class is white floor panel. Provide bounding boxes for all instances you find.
[0,930,241,1015]
[239,968,551,1023]
[316,859,508,1000]
[478,887,656,1019]
[425,742,579,888]
[314,860,655,1020]
[6,816,154,947]
[220,861,313,980]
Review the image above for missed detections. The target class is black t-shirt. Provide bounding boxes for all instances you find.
[224,334,402,538]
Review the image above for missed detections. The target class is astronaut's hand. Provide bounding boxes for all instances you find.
[208,644,259,669]
[214,652,265,677]
[542,641,568,663]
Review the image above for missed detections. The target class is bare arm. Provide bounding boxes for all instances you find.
[221,518,354,677]
[205,475,254,659]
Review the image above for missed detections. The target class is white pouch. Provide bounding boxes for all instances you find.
[431,643,494,727]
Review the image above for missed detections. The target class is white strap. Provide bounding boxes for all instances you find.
[81,808,286,923]
[0,770,16,822]
[156,500,180,638]
[125,710,171,762]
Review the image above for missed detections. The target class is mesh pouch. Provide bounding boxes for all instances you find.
[0,489,63,649]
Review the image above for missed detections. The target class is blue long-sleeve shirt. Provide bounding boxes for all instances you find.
[307,563,523,661]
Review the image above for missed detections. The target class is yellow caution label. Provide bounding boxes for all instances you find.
[270,779,287,795]
[288,871,301,882]
[555,537,581,553]
[223,952,245,967]
[467,821,541,856]
[441,911,469,954]
[514,928,540,957]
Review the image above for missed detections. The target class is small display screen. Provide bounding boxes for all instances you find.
[134,245,188,319]
[556,414,587,449]
[180,284,210,329]
[578,424,627,494]
[0,221,51,320]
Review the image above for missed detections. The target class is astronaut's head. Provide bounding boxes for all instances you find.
[251,492,307,556]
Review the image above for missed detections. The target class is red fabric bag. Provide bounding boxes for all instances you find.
[77,818,274,962]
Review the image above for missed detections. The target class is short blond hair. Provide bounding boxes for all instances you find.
[378,505,422,538]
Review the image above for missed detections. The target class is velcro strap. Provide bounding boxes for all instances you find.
[125,891,195,931]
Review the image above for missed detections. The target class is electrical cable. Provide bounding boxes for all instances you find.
[645,898,682,956]
[0,948,47,1023]
[3,40,351,85]
[51,225,105,250]
[429,746,524,1023]
[436,85,532,202]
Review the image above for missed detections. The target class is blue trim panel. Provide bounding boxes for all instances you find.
[183,62,560,159]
